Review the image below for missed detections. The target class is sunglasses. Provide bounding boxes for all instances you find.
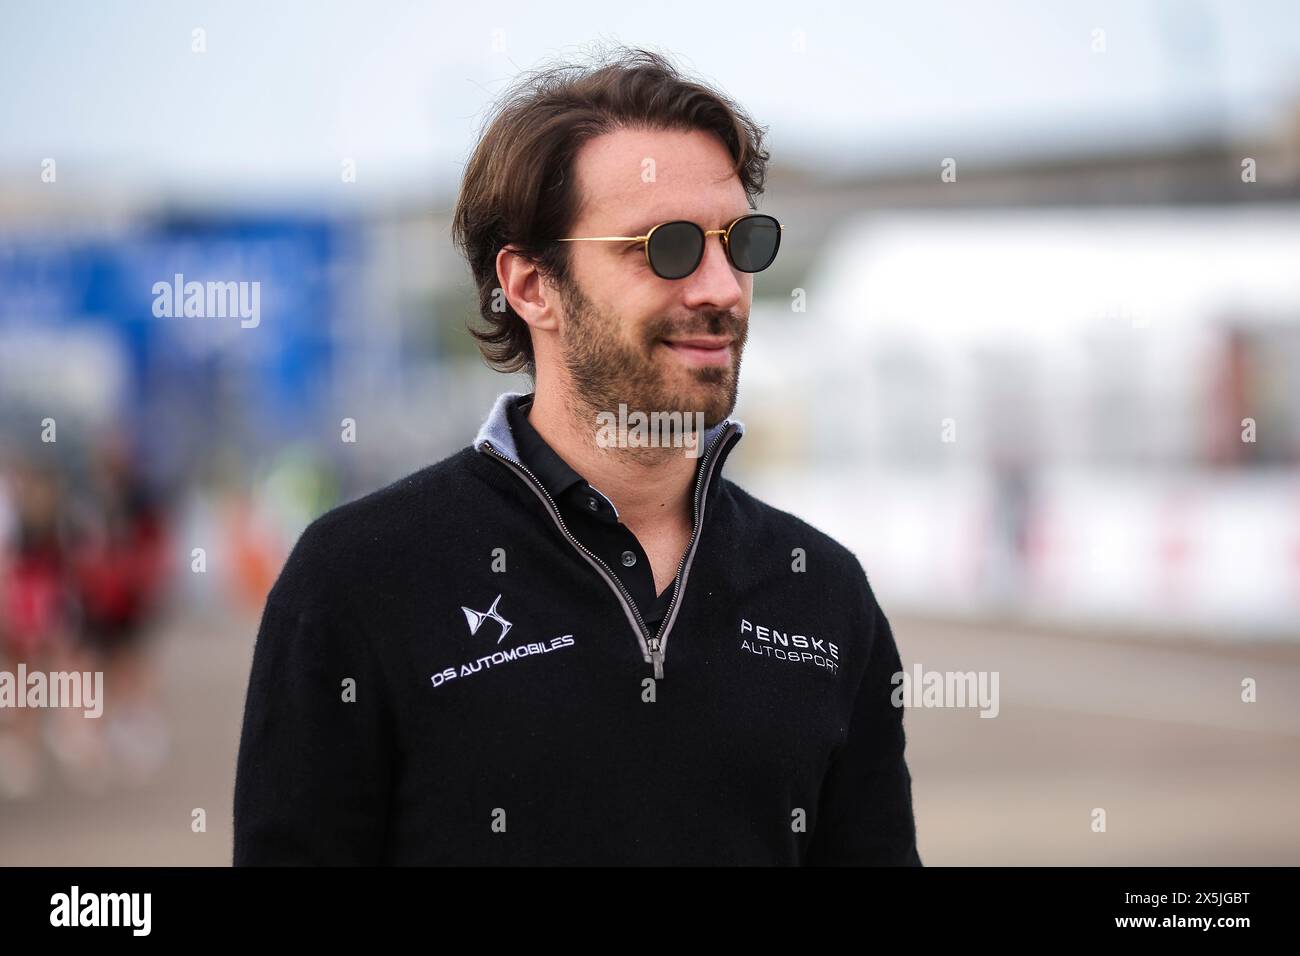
[556,213,783,280]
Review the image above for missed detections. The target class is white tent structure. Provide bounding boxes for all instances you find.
[813,205,1300,347]
[738,205,1300,637]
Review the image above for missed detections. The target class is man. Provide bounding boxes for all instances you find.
[233,47,921,865]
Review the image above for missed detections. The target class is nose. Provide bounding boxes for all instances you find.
[680,232,745,313]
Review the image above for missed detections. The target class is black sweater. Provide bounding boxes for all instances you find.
[232,393,921,865]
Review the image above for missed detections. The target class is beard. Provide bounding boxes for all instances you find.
[555,275,747,432]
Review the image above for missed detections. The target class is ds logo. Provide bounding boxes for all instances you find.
[461,594,513,644]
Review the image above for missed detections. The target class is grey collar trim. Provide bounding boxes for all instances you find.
[472,390,745,464]
[472,390,530,461]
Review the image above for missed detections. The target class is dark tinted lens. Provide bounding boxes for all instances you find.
[727,215,781,273]
[647,221,705,279]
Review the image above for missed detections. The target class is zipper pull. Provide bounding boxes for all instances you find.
[648,638,664,680]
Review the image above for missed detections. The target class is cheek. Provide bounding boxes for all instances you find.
[614,291,675,346]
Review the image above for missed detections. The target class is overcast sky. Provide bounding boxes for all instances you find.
[2,0,1298,202]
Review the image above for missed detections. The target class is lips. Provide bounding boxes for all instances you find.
[661,336,733,366]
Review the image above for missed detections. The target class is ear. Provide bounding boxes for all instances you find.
[496,246,560,333]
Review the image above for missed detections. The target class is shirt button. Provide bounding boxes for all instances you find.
[621,550,637,567]
[587,497,599,512]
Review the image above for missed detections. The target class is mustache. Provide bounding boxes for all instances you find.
[644,310,747,341]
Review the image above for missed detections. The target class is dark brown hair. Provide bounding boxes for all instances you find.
[451,46,770,376]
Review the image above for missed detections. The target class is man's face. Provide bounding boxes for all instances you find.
[550,127,751,430]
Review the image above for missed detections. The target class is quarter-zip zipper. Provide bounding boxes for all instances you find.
[646,423,737,676]
[478,422,738,679]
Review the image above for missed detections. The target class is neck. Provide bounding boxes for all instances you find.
[526,384,700,531]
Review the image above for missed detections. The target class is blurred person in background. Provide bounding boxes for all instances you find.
[0,458,77,797]
[61,432,173,789]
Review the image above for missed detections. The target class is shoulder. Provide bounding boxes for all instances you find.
[716,477,871,584]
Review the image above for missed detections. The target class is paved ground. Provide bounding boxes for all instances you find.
[900,616,1300,864]
[1,609,1297,865]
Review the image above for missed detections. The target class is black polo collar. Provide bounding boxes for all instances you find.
[506,393,619,521]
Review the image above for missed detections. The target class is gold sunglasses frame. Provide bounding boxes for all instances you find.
[556,213,783,279]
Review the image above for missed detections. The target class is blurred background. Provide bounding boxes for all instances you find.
[1,0,1298,864]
